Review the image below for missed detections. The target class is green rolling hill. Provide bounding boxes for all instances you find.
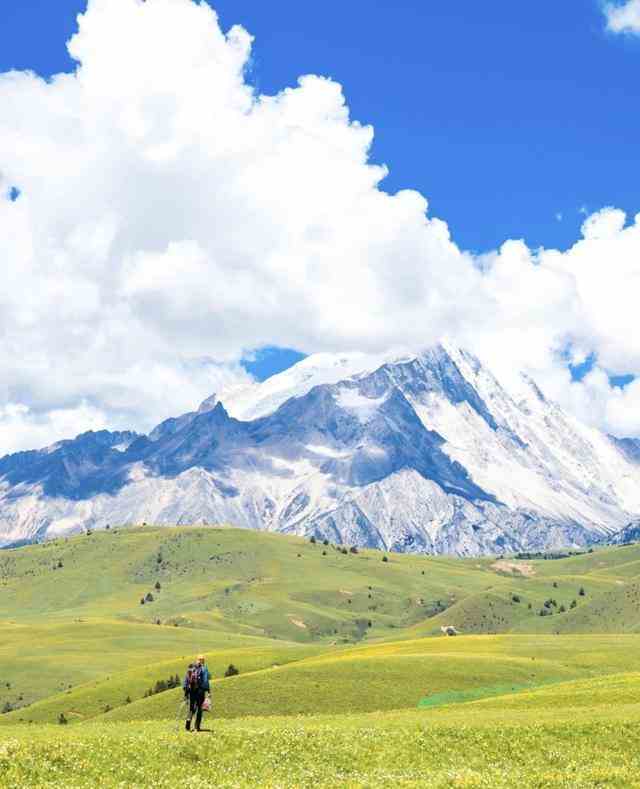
[3,524,640,786]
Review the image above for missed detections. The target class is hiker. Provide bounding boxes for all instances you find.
[183,654,210,732]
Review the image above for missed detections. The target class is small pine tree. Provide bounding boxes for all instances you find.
[104,704,111,713]
[570,599,578,609]
[322,550,327,556]
[140,597,145,605]
[225,664,239,677]
[57,560,63,569]
[309,536,316,544]
[125,696,132,704]
[553,581,558,588]
[512,594,521,603]
[323,539,329,546]
[382,556,389,563]
[579,587,586,597]
[559,604,566,613]
[349,546,358,554]
[145,592,154,603]
[58,713,68,725]
[155,581,161,591]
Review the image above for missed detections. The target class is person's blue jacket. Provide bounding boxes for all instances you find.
[183,664,210,694]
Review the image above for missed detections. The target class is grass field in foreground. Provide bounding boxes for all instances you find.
[7,632,640,726]
[4,672,640,788]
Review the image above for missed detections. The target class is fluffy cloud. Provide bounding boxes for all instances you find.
[605,0,640,34]
[0,0,639,453]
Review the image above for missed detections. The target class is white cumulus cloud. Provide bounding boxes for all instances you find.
[0,0,639,453]
[605,0,640,34]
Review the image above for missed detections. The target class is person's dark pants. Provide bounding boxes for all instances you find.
[186,689,205,731]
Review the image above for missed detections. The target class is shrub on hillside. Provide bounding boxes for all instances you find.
[225,664,239,677]
[579,587,586,596]
[309,536,316,544]
[512,594,521,603]
[382,556,389,563]
[155,581,161,591]
[350,546,358,554]
[58,713,68,725]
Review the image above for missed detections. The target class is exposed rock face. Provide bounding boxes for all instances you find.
[2,344,640,555]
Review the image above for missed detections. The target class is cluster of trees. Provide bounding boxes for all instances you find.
[143,674,182,698]
[140,581,162,605]
[514,549,593,561]
[309,536,359,555]
[538,592,583,616]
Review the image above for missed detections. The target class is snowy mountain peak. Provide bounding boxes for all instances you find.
[2,345,640,555]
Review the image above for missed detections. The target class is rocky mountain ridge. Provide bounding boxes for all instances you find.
[1,344,640,555]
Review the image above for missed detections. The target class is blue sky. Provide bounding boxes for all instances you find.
[2,0,638,254]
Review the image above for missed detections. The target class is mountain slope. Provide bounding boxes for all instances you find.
[2,345,640,554]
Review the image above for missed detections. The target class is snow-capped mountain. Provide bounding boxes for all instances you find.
[2,344,640,555]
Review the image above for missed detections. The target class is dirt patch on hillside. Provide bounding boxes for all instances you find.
[492,561,536,577]
[288,616,307,629]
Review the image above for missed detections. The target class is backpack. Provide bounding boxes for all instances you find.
[186,664,202,691]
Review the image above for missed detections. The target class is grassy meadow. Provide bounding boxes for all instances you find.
[2,524,640,786]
